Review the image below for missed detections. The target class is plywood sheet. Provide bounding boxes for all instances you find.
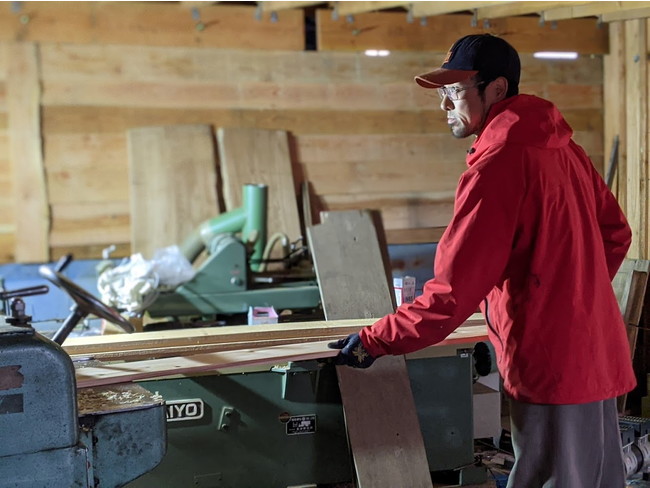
[128,124,219,258]
[217,127,302,246]
[308,209,432,488]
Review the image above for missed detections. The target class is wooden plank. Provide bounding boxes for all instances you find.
[43,106,449,136]
[0,3,304,50]
[603,7,650,22]
[45,133,129,204]
[65,322,488,362]
[308,210,432,488]
[385,226,447,244]
[333,1,411,16]
[217,127,302,246]
[39,43,604,86]
[543,2,650,22]
[128,124,219,259]
[42,80,429,111]
[613,259,650,412]
[604,21,626,197]
[75,340,339,388]
[316,10,609,54]
[258,1,326,11]
[41,104,601,136]
[476,1,591,19]
[64,315,486,356]
[411,2,510,17]
[320,193,456,230]
[49,202,130,247]
[7,42,49,262]
[624,20,648,259]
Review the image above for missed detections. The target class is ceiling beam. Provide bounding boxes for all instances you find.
[542,1,650,21]
[331,1,411,16]
[411,1,509,18]
[475,1,591,20]
[601,6,650,22]
[257,1,324,12]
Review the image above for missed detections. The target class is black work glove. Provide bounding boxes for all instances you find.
[328,333,376,368]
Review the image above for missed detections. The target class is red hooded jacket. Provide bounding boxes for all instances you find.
[360,94,635,404]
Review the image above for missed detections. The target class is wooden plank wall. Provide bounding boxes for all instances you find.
[606,19,650,260]
[0,3,607,263]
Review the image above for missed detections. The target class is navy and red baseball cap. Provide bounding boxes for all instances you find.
[415,34,521,89]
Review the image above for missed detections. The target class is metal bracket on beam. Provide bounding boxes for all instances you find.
[406,4,414,24]
[471,9,478,28]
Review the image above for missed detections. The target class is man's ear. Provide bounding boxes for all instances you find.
[490,77,509,102]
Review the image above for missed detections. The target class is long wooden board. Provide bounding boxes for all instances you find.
[308,209,432,488]
[128,124,220,258]
[75,341,338,389]
[64,318,487,362]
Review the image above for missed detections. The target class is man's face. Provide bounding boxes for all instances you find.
[438,79,491,139]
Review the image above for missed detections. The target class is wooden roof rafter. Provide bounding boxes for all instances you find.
[542,1,650,22]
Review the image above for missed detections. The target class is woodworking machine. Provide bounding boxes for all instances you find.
[125,352,483,488]
[0,269,167,487]
[100,183,321,322]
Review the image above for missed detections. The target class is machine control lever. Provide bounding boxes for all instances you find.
[0,285,49,300]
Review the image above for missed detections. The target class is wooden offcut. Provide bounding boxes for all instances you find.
[217,127,302,252]
[128,124,219,258]
[308,209,432,488]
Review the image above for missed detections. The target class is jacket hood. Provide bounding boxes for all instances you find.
[467,94,573,166]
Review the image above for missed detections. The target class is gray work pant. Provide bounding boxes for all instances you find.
[506,397,625,488]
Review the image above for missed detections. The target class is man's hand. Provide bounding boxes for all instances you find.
[328,333,376,368]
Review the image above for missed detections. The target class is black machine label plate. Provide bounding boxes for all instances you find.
[286,414,317,435]
[0,393,23,414]
[166,398,204,422]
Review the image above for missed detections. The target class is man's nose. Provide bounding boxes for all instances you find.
[440,95,454,111]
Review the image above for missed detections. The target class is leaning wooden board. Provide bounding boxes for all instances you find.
[128,124,220,258]
[308,209,433,488]
[216,127,302,256]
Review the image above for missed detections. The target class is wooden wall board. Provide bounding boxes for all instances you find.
[0,3,304,50]
[216,127,302,246]
[308,210,432,488]
[42,106,449,136]
[624,19,648,259]
[128,124,220,258]
[49,202,130,247]
[316,10,608,54]
[45,133,129,204]
[7,42,49,262]
[41,105,600,142]
[604,21,626,200]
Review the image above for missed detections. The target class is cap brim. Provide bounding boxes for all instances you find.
[414,68,478,89]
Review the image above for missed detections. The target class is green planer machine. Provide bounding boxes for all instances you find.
[132,184,321,321]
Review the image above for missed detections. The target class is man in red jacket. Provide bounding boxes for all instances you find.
[330,34,634,487]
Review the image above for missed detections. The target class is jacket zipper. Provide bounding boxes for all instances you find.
[483,297,504,350]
